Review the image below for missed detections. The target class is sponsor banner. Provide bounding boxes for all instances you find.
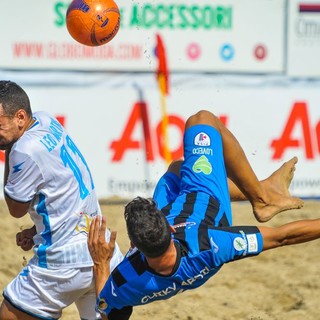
[0,75,318,199]
[0,0,284,72]
[287,0,320,77]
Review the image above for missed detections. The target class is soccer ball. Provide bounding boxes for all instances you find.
[66,0,120,47]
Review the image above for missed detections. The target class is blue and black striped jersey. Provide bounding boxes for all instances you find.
[97,195,263,316]
[97,125,264,318]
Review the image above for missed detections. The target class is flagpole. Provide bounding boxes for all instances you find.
[158,73,171,165]
[156,34,171,165]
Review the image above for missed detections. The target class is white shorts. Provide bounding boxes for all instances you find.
[3,245,123,320]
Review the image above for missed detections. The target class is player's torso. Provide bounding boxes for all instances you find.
[102,241,220,312]
[163,191,231,245]
[7,111,100,268]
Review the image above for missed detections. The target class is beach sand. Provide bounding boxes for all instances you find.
[1,200,319,320]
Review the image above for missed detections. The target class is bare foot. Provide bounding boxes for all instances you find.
[253,157,304,222]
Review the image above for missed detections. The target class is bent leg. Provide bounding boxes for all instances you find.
[259,218,320,250]
[185,110,303,222]
[228,157,299,203]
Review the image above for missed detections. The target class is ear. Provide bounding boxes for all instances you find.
[15,109,28,125]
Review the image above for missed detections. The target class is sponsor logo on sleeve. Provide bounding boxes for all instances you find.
[246,234,258,253]
[233,237,247,251]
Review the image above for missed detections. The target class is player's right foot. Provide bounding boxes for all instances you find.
[252,157,304,222]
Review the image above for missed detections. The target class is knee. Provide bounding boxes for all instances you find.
[0,300,11,320]
[185,110,220,129]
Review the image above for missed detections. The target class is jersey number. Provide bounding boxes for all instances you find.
[60,135,94,199]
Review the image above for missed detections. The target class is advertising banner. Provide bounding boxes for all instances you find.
[0,0,285,72]
[287,0,320,77]
[0,74,318,199]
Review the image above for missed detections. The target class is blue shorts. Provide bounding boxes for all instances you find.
[153,124,263,257]
[153,125,232,227]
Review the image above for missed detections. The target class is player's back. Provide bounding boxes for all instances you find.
[98,238,220,315]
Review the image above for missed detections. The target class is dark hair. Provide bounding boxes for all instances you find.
[0,81,32,117]
[124,197,172,258]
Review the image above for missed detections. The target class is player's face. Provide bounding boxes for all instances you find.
[0,106,21,150]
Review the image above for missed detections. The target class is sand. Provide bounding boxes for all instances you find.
[0,199,319,320]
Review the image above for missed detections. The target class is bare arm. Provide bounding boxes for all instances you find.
[4,149,31,218]
[4,197,30,218]
[258,218,320,251]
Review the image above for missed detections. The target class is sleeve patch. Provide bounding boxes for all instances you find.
[246,234,258,253]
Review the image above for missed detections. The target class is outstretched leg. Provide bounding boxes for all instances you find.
[185,110,304,222]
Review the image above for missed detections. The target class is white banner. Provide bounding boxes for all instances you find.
[287,0,320,77]
[0,74,318,199]
[0,0,285,72]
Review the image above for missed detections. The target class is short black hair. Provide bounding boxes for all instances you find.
[124,197,172,258]
[0,80,32,117]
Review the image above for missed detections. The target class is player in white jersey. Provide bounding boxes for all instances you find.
[0,81,123,320]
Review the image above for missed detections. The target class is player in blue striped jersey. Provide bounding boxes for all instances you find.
[88,110,320,320]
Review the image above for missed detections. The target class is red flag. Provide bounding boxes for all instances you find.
[156,34,169,95]
[155,33,171,164]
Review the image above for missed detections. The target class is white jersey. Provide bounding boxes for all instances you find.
[5,111,110,269]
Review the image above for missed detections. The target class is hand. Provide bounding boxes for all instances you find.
[88,215,117,296]
[88,215,117,266]
[16,225,36,251]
